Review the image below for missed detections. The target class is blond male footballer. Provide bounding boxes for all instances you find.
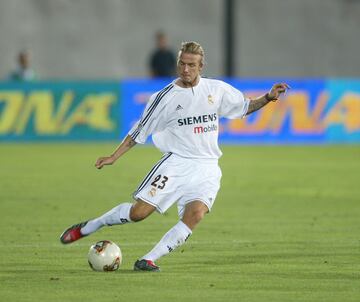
[60,41,289,272]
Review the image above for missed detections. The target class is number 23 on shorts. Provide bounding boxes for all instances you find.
[151,174,169,190]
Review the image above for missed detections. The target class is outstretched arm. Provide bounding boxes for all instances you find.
[95,135,137,169]
[246,83,290,115]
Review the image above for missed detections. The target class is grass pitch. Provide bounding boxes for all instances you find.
[0,143,359,302]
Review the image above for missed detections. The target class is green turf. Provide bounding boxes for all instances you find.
[1,144,359,302]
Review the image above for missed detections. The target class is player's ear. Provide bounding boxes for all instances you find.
[199,62,203,72]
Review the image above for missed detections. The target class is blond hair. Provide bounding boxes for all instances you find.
[177,41,205,66]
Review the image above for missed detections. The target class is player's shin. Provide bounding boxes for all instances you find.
[80,203,133,235]
[141,220,192,262]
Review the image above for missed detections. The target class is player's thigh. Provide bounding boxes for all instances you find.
[177,162,221,218]
[133,153,183,214]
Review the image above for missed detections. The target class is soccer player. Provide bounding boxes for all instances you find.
[60,41,289,272]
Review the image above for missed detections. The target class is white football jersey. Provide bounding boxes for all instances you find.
[128,77,250,159]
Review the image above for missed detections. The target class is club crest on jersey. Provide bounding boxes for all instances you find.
[208,95,214,104]
[149,187,157,197]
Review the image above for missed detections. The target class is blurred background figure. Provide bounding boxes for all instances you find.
[148,31,176,78]
[8,50,36,81]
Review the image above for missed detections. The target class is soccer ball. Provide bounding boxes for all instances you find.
[88,240,122,272]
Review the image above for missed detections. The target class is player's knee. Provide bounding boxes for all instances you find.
[129,208,146,222]
[129,200,155,222]
[181,209,205,230]
[190,209,206,224]
[129,212,145,222]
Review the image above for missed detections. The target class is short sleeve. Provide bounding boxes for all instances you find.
[128,93,168,144]
[218,82,250,119]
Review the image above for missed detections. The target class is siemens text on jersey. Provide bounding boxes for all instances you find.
[177,113,217,126]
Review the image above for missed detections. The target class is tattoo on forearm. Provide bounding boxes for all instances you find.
[246,96,270,115]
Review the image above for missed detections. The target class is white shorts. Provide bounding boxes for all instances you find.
[133,152,222,218]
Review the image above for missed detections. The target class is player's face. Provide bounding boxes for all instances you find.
[177,53,203,85]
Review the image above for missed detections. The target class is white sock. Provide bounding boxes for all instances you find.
[80,203,133,235]
[141,220,192,262]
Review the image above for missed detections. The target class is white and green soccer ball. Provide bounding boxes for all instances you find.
[88,240,122,272]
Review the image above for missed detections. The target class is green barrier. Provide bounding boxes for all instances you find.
[0,82,121,141]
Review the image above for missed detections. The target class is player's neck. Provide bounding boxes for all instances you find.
[176,76,200,88]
